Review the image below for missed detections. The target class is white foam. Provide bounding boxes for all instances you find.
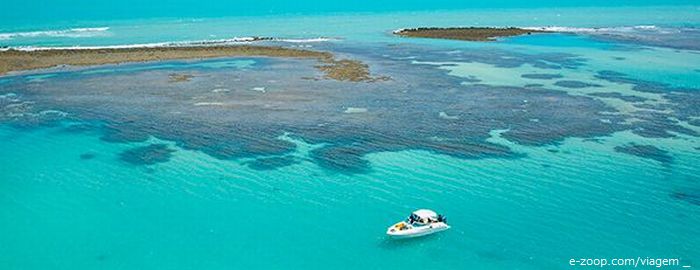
[344,107,368,113]
[523,26,605,33]
[0,27,110,40]
[633,25,657,30]
[39,110,68,117]
[193,102,225,106]
[0,93,19,102]
[274,37,335,43]
[523,25,660,33]
[251,87,266,93]
[0,37,259,51]
[0,36,336,52]
[438,111,459,120]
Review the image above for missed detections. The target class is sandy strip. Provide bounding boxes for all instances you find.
[0,45,379,82]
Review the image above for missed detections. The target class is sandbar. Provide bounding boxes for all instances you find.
[0,45,379,82]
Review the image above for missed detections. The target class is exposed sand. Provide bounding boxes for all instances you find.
[394,27,549,41]
[0,45,380,82]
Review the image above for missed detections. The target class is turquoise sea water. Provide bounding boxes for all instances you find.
[2,4,700,270]
[2,0,697,26]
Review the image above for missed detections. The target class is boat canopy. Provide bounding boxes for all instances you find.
[412,209,438,219]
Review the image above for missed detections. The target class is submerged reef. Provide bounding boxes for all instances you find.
[553,80,602,89]
[593,70,700,138]
[119,144,176,165]
[1,43,697,173]
[244,156,299,170]
[521,73,564,80]
[671,191,700,206]
[587,92,646,102]
[80,152,97,160]
[614,144,672,164]
[394,27,549,41]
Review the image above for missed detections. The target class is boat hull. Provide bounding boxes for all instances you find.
[386,223,450,238]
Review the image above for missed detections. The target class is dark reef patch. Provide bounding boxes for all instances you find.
[311,144,372,174]
[100,124,150,143]
[418,139,523,159]
[588,92,646,102]
[595,70,670,93]
[592,70,700,139]
[119,144,176,165]
[374,43,587,70]
[521,73,563,80]
[630,111,698,138]
[96,254,108,262]
[493,87,623,145]
[689,119,700,127]
[596,70,626,78]
[665,92,700,127]
[60,122,100,134]
[554,80,602,89]
[80,152,97,160]
[244,156,298,170]
[582,138,604,143]
[614,144,672,163]
[671,191,700,206]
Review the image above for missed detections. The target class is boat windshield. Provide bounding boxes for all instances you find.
[407,213,430,225]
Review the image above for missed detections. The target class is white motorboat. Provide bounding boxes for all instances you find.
[386,209,450,238]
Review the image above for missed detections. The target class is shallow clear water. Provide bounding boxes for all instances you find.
[1,5,700,270]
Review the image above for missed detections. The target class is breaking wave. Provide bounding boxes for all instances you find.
[525,25,700,50]
[523,25,662,33]
[0,27,110,40]
[1,36,336,51]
